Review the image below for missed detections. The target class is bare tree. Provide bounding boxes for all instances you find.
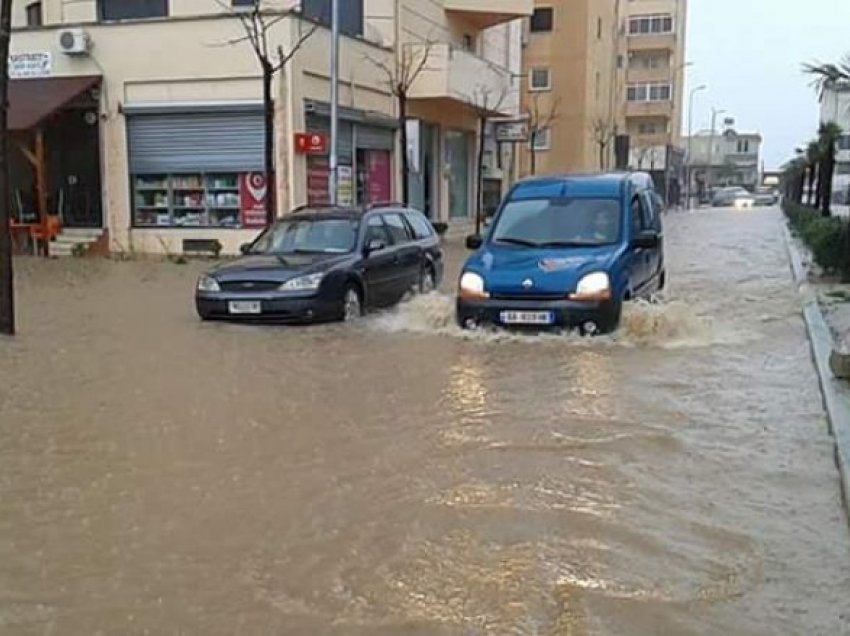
[0,0,13,335]
[591,118,616,171]
[219,0,318,225]
[526,93,559,177]
[467,84,510,235]
[366,41,432,207]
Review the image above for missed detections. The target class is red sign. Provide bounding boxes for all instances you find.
[307,156,330,206]
[295,132,328,155]
[240,173,268,228]
[365,150,392,204]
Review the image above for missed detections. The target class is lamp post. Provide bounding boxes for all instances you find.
[706,107,726,195]
[686,84,706,209]
[329,0,339,205]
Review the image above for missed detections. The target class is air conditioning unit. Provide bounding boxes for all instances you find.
[58,29,89,55]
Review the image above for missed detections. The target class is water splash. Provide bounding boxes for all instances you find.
[369,293,738,349]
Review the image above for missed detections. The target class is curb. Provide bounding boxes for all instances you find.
[783,225,850,525]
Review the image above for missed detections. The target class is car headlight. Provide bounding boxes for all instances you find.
[570,272,611,301]
[280,272,324,292]
[197,275,221,292]
[459,271,488,299]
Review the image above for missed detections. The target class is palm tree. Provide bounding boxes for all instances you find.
[804,55,850,94]
[817,121,843,216]
[805,140,820,207]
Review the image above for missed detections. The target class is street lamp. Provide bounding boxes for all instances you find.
[706,107,727,194]
[686,84,706,208]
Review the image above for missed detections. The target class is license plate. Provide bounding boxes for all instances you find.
[228,301,262,315]
[499,311,554,325]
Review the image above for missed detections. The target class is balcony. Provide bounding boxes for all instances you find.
[627,33,677,52]
[626,67,672,84]
[443,0,534,29]
[626,100,673,118]
[408,43,515,116]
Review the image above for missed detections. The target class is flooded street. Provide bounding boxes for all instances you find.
[2,208,849,634]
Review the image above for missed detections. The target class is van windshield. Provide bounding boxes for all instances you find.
[490,198,621,248]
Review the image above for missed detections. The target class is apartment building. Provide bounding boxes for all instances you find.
[624,0,687,173]
[8,0,526,255]
[685,125,763,193]
[820,83,850,204]
[519,0,622,176]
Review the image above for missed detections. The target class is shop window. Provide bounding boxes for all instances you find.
[530,7,553,32]
[133,173,263,229]
[98,0,167,21]
[25,1,42,27]
[303,0,363,37]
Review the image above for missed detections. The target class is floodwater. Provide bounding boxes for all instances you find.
[1,208,849,635]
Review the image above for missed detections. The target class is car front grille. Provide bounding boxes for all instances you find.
[490,293,566,302]
[219,281,282,293]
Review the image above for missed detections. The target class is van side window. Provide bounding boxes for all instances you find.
[640,192,657,227]
[631,198,645,234]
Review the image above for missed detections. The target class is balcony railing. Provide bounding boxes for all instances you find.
[443,0,534,29]
[626,100,673,118]
[627,33,677,52]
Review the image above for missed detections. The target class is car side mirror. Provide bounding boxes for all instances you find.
[239,243,252,255]
[364,238,386,255]
[633,230,659,249]
[466,234,483,250]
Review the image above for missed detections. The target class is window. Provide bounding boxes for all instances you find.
[404,212,435,240]
[492,198,622,247]
[25,1,42,27]
[532,127,551,151]
[737,139,750,153]
[839,135,850,151]
[462,33,474,51]
[628,14,674,35]
[303,0,363,37]
[638,122,659,135]
[98,0,167,20]
[251,219,358,255]
[231,0,253,5]
[529,68,551,91]
[133,174,246,228]
[365,216,391,246]
[631,198,645,234]
[627,83,671,102]
[383,214,412,244]
[530,7,553,32]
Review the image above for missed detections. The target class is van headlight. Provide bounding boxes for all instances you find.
[280,272,324,292]
[570,272,611,301]
[459,271,488,299]
[197,275,221,292]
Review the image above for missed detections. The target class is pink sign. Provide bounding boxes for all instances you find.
[366,151,392,204]
[240,173,268,228]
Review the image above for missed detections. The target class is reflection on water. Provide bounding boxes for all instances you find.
[1,209,850,634]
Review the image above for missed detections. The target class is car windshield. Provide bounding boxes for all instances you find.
[490,198,621,248]
[250,218,358,254]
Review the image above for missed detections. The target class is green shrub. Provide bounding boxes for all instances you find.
[783,201,850,276]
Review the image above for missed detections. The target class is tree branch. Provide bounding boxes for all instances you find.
[273,21,319,73]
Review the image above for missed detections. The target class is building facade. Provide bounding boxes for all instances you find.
[820,83,850,204]
[685,125,763,194]
[8,0,527,255]
[519,0,622,176]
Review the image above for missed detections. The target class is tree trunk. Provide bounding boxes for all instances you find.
[399,93,409,207]
[0,0,14,335]
[475,116,486,236]
[796,170,806,204]
[529,132,537,176]
[807,163,817,207]
[822,143,835,217]
[262,64,275,226]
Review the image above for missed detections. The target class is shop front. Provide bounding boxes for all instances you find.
[407,121,439,219]
[125,104,269,232]
[445,130,473,220]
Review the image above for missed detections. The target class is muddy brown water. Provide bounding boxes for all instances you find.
[1,208,849,635]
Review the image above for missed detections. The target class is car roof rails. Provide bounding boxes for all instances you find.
[366,201,407,210]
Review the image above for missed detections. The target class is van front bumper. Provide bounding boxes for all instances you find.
[456,296,621,333]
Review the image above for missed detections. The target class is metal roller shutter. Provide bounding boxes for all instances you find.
[355,124,394,151]
[127,110,264,173]
[305,113,353,163]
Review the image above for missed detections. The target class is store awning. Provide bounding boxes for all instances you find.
[8,75,101,132]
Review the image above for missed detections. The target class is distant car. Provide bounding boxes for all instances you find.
[456,172,665,335]
[195,206,443,323]
[754,187,779,207]
[712,187,755,209]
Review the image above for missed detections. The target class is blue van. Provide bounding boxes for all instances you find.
[456,173,665,334]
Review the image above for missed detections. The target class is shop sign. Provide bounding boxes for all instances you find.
[9,52,52,79]
[366,151,392,204]
[405,119,421,173]
[307,156,330,206]
[295,132,328,155]
[240,173,269,228]
[495,119,530,143]
[337,165,354,207]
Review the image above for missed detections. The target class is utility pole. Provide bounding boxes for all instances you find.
[706,107,726,194]
[0,0,14,335]
[686,84,706,208]
[328,0,340,206]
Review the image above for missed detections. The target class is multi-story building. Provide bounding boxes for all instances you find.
[518,0,622,176]
[624,0,687,177]
[8,0,527,255]
[820,82,850,204]
[684,124,763,194]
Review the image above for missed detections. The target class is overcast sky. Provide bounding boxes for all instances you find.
[685,0,850,169]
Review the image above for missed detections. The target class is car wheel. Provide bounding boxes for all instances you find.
[419,266,436,294]
[342,285,363,322]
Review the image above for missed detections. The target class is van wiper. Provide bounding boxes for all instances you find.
[494,237,541,247]
[538,240,604,247]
